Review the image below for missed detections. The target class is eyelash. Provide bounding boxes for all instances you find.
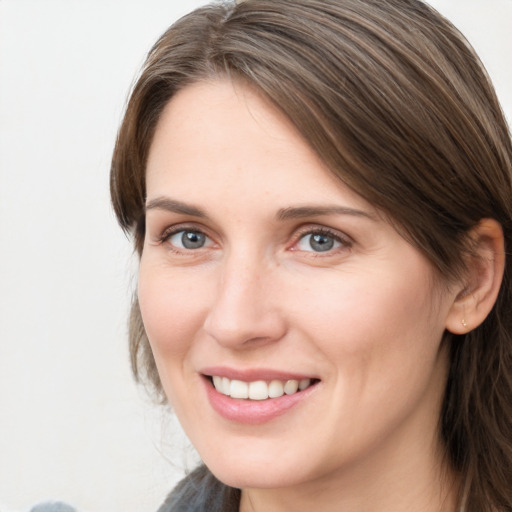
[290,226,352,255]
[156,224,214,253]
[155,224,352,256]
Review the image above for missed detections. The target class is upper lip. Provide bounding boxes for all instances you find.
[200,366,319,382]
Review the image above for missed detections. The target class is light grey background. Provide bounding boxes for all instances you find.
[0,1,510,511]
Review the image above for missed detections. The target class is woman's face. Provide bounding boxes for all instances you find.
[140,80,458,491]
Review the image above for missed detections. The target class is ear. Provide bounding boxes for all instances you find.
[445,218,505,335]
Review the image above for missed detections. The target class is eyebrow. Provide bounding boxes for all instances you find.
[276,205,376,221]
[145,197,375,222]
[145,197,206,218]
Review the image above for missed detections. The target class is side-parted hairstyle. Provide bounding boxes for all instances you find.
[110,1,512,509]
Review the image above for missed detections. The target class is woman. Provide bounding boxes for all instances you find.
[110,0,512,510]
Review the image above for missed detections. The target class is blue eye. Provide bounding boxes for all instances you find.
[296,232,342,252]
[168,230,211,250]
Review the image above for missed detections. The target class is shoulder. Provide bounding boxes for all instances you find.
[157,464,240,512]
[0,502,77,512]
[30,502,77,512]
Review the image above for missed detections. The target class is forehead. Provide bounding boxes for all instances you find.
[145,79,373,213]
[147,79,319,175]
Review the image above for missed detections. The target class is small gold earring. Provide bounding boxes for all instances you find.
[461,318,468,329]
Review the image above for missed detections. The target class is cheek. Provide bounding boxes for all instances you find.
[137,263,211,359]
[291,263,447,383]
[290,268,450,449]
[293,273,429,340]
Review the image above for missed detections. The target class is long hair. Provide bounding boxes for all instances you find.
[110,1,512,509]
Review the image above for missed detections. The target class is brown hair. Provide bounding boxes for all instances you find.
[110,1,512,509]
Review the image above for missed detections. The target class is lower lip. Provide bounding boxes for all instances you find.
[203,377,318,424]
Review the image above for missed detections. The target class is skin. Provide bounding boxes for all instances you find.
[139,79,465,512]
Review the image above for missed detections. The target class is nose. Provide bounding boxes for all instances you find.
[203,253,287,349]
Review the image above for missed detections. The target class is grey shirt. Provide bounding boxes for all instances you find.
[157,465,240,512]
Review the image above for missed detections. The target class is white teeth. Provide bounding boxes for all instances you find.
[268,380,284,398]
[249,380,268,400]
[212,376,313,400]
[213,375,222,391]
[299,378,311,390]
[284,379,299,395]
[230,379,249,399]
[221,377,230,395]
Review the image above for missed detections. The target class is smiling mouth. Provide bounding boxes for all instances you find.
[208,375,319,400]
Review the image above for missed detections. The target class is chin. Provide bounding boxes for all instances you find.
[197,439,327,491]
[206,461,310,490]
